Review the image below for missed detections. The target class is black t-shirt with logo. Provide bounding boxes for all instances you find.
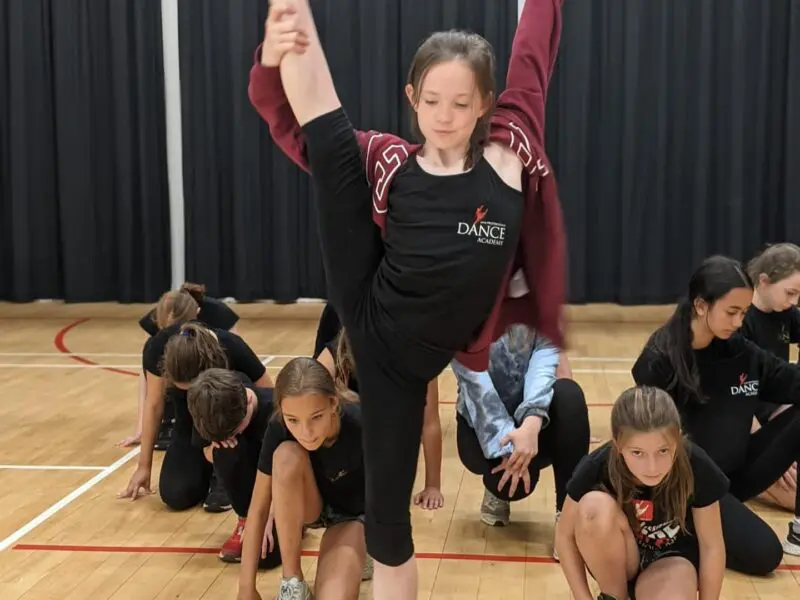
[740,305,800,362]
[567,442,729,552]
[138,297,239,337]
[142,324,266,430]
[632,334,800,473]
[257,402,364,517]
[740,305,800,423]
[378,156,523,352]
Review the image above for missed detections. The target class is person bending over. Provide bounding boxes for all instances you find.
[238,358,372,600]
[451,324,589,559]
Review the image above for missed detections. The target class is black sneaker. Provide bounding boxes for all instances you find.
[597,594,619,600]
[203,473,232,513]
[784,520,800,556]
[153,418,175,451]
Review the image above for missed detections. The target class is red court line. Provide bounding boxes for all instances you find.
[54,318,139,377]
[10,543,800,571]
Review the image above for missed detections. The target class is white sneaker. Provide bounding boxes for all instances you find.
[553,510,562,561]
[275,576,314,600]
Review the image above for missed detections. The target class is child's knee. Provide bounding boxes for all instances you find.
[576,491,622,536]
[272,441,309,480]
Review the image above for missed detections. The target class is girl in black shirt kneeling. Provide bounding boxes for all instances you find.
[632,255,800,574]
[238,358,371,600]
[555,386,727,600]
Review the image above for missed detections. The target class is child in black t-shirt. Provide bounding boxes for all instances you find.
[187,368,281,568]
[119,282,240,451]
[555,386,728,600]
[237,357,371,600]
[741,244,800,511]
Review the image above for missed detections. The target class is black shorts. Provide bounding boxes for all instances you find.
[637,535,700,572]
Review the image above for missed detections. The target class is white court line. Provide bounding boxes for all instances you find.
[0,465,106,471]
[0,447,140,552]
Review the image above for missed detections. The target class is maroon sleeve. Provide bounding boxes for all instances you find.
[247,46,310,173]
[247,45,381,176]
[495,0,563,145]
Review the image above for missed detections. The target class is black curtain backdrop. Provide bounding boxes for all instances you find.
[178,0,517,301]
[547,0,800,304]
[0,0,171,302]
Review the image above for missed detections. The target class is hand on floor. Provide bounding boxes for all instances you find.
[413,486,444,510]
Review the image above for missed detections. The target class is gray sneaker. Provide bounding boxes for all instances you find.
[480,489,510,526]
[275,576,313,600]
[784,520,800,556]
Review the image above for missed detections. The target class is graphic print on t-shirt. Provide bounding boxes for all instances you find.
[730,372,759,397]
[456,205,508,247]
[632,494,681,551]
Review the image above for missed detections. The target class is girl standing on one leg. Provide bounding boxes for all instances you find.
[238,357,371,600]
[632,255,800,573]
[452,324,589,559]
[118,283,240,450]
[250,1,567,596]
[118,322,272,518]
[556,386,727,600]
[740,243,800,511]
[316,326,445,510]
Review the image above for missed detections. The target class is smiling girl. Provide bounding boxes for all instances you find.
[237,357,371,600]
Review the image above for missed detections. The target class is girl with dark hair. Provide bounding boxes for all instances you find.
[237,357,372,600]
[118,283,240,450]
[740,244,800,511]
[452,324,589,560]
[556,386,728,600]
[248,1,568,594]
[117,322,273,554]
[632,255,800,575]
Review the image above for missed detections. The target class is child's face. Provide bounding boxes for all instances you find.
[281,393,338,451]
[758,271,800,311]
[695,287,752,339]
[617,428,676,487]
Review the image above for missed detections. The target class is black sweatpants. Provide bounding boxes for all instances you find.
[159,424,212,511]
[456,378,589,509]
[302,108,457,566]
[214,438,282,570]
[719,405,800,576]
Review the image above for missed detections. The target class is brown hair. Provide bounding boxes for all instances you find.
[187,368,248,441]
[607,386,694,533]
[153,282,207,329]
[747,243,800,284]
[406,30,496,170]
[162,322,228,385]
[272,357,357,423]
[333,328,356,393]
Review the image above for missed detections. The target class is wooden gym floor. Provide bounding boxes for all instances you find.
[0,302,798,599]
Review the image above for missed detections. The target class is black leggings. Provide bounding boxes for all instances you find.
[303,108,457,566]
[456,378,589,510]
[718,405,800,576]
[214,438,282,570]
[159,426,212,511]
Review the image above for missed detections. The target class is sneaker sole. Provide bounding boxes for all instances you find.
[218,552,241,564]
[480,514,509,527]
[203,503,232,513]
[783,538,800,556]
